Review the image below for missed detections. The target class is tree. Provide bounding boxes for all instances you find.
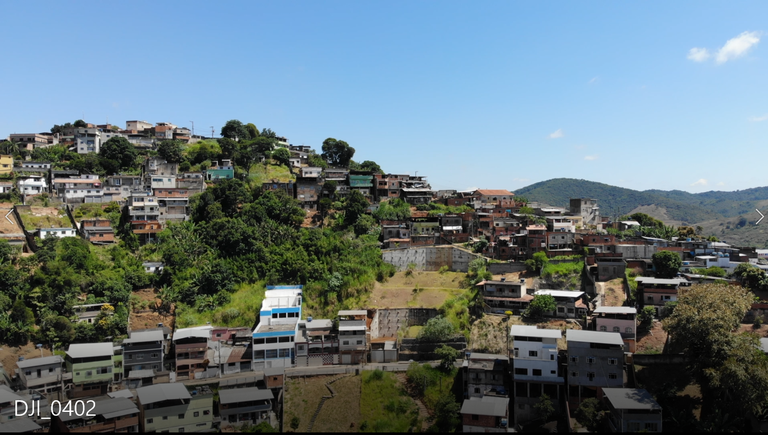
[307,152,327,169]
[321,138,355,167]
[220,119,251,141]
[99,136,138,172]
[342,190,369,228]
[245,123,259,139]
[0,239,15,263]
[574,398,605,431]
[472,236,488,253]
[534,393,556,422]
[651,250,682,278]
[525,294,556,318]
[663,283,768,422]
[0,141,18,155]
[638,306,655,331]
[272,147,291,168]
[417,316,456,342]
[525,251,549,274]
[353,214,377,237]
[157,140,184,163]
[359,160,383,174]
[431,394,460,432]
[629,212,664,228]
[260,128,277,139]
[73,119,87,128]
[733,263,768,291]
[435,344,460,371]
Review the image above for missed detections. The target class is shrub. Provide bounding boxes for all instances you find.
[417,316,456,342]
[438,265,450,274]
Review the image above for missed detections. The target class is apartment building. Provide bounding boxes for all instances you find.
[123,329,165,378]
[252,286,303,369]
[52,175,102,203]
[510,325,563,425]
[464,352,509,399]
[566,330,625,406]
[478,278,532,315]
[295,318,339,366]
[66,342,115,398]
[338,310,368,364]
[173,326,211,380]
[16,356,65,394]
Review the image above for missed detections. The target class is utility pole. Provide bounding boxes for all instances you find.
[190,121,194,136]
[210,126,214,139]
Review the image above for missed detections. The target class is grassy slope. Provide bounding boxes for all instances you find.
[248,161,296,185]
[175,282,266,329]
[361,370,420,432]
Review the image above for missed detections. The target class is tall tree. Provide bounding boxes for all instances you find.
[99,136,138,172]
[321,138,355,167]
[220,120,251,141]
[663,283,768,427]
[245,123,259,139]
[651,250,682,278]
[156,140,184,163]
[73,119,87,128]
[343,190,368,228]
[272,147,291,168]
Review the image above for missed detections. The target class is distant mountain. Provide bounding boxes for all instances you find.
[513,178,768,226]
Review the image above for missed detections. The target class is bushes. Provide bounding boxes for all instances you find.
[417,316,456,342]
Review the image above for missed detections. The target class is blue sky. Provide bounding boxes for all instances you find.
[2,1,767,193]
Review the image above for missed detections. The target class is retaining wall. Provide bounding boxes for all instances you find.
[382,246,483,272]
[488,263,527,274]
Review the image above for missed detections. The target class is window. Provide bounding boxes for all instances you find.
[613,327,620,333]
[599,325,607,331]
[265,349,278,359]
[532,369,542,376]
[137,354,144,359]
[514,368,527,375]
[626,327,633,333]
[194,411,200,417]
[608,358,618,365]
[86,370,93,377]
[151,353,159,358]
[571,371,578,378]
[147,418,153,424]
[24,370,31,376]
[608,373,618,380]
[528,350,538,357]
[162,416,168,420]
[343,341,349,346]
[550,354,555,361]
[647,296,654,302]
[570,356,578,363]
[551,370,557,375]
[48,368,54,373]
[279,349,291,358]
[356,340,363,345]
[474,387,480,393]
[203,410,210,415]
[587,372,596,381]
[587,357,595,364]
[644,422,659,432]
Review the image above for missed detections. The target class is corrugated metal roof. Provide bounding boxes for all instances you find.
[219,387,273,404]
[510,325,562,339]
[66,342,114,358]
[16,355,62,369]
[602,388,661,411]
[137,382,191,405]
[593,306,637,314]
[124,329,164,344]
[460,396,509,417]
[566,330,624,346]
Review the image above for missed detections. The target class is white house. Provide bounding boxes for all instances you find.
[252,286,302,369]
[53,175,102,202]
[510,325,563,425]
[38,227,77,239]
[17,176,48,195]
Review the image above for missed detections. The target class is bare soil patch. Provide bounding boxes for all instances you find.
[636,321,667,354]
[0,342,56,379]
[367,271,466,309]
[601,278,626,306]
[130,288,175,331]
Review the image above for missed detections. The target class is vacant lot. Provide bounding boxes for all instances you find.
[365,271,466,309]
[361,370,421,432]
[636,321,667,354]
[284,374,362,433]
[130,288,175,331]
[469,315,580,353]
[599,278,626,306]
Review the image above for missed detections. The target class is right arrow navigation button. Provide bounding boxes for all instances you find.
[757,209,765,225]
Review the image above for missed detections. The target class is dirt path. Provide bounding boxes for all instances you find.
[395,372,430,431]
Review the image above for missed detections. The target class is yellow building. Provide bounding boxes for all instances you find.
[0,155,12,175]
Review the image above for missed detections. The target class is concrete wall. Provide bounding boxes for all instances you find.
[632,354,685,365]
[488,263,527,274]
[382,246,483,272]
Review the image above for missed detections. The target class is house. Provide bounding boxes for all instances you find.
[0,418,41,433]
[174,127,191,142]
[127,192,160,221]
[155,188,190,222]
[223,346,252,375]
[252,286,302,369]
[323,168,349,182]
[17,175,48,195]
[205,160,234,181]
[131,220,163,244]
[473,189,515,206]
[72,303,109,324]
[123,329,166,379]
[74,128,102,154]
[37,227,76,239]
[477,278,533,315]
[566,330,625,406]
[300,166,322,178]
[349,173,374,200]
[53,396,139,433]
[154,122,176,140]
[126,120,153,131]
[136,383,214,432]
[0,155,12,175]
[546,216,577,233]
[145,156,179,179]
[66,342,116,398]
[534,290,587,318]
[570,198,601,227]
[593,307,637,353]
[460,395,510,433]
[173,326,211,380]
[400,176,433,205]
[8,134,48,151]
[143,262,164,273]
[150,175,176,190]
[381,222,410,244]
[103,174,144,200]
[338,310,368,364]
[510,326,564,426]
[0,385,49,429]
[264,367,285,389]
[464,352,509,399]
[636,277,690,317]
[52,175,103,203]
[375,173,409,200]
[0,182,12,193]
[601,388,662,433]
[596,253,626,281]
[296,178,322,210]
[219,387,273,428]
[16,355,65,393]
[295,318,339,366]
[80,218,116,244]
[176,172,206,193]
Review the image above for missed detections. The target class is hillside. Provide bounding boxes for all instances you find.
[514,178,768,227]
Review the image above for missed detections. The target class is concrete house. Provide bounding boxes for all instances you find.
[66,342,116,398]
[17,175,47,195]
[570,198,600,227]
[123,329,165,379]
[53,396,139,433]
[510,326,564,426]
[74,128,102,154]
[295,318,339,366]
[137,383,214,432]
[464,352,509,399]
[53,175,103,203]
[252,286,302,369]
[296,178,322,210]
[9,134,48,151]
[80,218,115,244]
[173,326,211,380]
[16,355,65,394]
[338,310,368,364]
[534,290,587,318]
[601,388,662,433]
[636,277,690,317]
[103,174,144,200]
[155,188,190,222]
[460,395,510,433]
[593,307,637,353]
[37,227,76,239]
[219,387,273,428]
[566,330,625,406]
[127,192,160,221]
[131,220,163,244]
[477,278,533,315]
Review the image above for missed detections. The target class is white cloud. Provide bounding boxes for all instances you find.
[584,155,598,161]
[588,76,599,84]
[548,129,564,139]
[691,178,708,187]
[716,31,761,64]
[717,181,726,186]
[749,113,768,122]
[687,47,710,62]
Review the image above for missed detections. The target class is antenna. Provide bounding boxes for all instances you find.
[210,126,214,139]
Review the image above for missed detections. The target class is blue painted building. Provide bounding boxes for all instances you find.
[251,286,303,369]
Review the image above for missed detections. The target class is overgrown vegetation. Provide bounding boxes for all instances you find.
[361,370,421,432]
[540,260,583,290]
[406,362,460,432]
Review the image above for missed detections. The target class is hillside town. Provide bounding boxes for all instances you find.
[0,119,767,433]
